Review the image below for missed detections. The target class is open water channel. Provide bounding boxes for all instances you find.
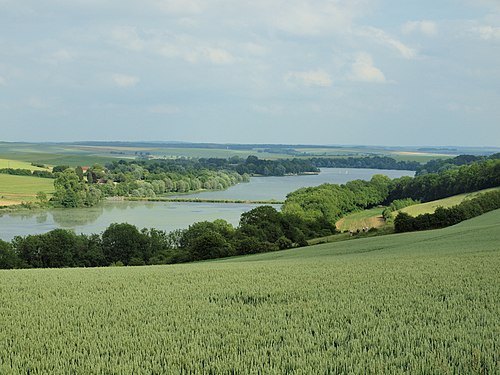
[0,168,413,241]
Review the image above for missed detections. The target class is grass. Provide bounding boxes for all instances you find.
[1,210,499,373]
[0,174,54,205]
[0,158,50,171]
[335,207,385,232]
[399,187,500,216]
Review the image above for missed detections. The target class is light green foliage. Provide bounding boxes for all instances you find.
[1,211,499,373]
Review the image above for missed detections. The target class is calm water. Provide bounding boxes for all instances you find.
[0,168,413,240]
[171,168,414,201]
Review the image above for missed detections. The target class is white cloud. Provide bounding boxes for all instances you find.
[112,74,140,88]
[402,20,438,36]
[270,1,354,36]
[350,53,386,83]
[473,26,500,40]
[360,27,417,59]
[204,47,234,65]
[111,27,144,51]
[0,76,5,86]
[285,70,333,87]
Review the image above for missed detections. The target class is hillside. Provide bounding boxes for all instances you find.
[1,210,499,373]
[399,187,500,217]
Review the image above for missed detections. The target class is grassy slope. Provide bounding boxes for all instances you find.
[1,210,499,373]
[0,174,54,204]
[335,207,384,231]
[400,186,500,216]
[0,158,50,171]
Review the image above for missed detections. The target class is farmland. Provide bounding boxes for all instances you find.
[0,174,54,205]
[399,187,500,217]
[335,207,384,232]
[1,210,499,373]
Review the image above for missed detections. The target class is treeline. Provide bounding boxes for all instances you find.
[283,175,391,227]
[394,191,500,233]
[415,153,500,176]
[310,156,420,171]
[0,206,337,269]
[0,168,54,178]
[387,159,500,202]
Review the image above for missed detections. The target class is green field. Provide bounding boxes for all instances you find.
[1,210,499,373]
[400,187,500,217]
[0,174,54,204]
[335,207,385,232]
[0,158,50,171]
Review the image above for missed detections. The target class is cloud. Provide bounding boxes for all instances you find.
[270,3,348,36]
[350,53,386,83]
[360,27,417,59]
[285,70,332,87]
[112,74,140,87]
[402,20,438,36]
[0,76,5,86]
[111,26,144,51]
[473,26,500,40]
[204,47,235,64]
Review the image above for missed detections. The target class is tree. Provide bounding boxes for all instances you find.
[0,240,19,269]
[102,223,148,265]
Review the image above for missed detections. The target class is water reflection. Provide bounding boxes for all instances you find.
[51,205,105,227]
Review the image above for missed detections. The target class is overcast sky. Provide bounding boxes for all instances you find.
[1,0,499,146]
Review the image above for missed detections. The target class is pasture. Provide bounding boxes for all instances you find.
[0,158,49,171]
[1,210,499,373]
[335,207,385,232]
[400,187,500,217]
[0,174,54,205]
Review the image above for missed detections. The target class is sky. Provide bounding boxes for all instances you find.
[0,0,499,146]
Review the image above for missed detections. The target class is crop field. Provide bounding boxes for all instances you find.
[0,158,50,171]
[0,174,54,205]
[335,207,385,232]
[1,210,499,373]
[400,187,500,217]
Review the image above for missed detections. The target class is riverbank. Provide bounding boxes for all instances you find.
[125,197,284,205]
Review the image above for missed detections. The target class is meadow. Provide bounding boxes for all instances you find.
[0,174,54,205]
[335,207,384,232]
[1,210,499,373]
[400,187,500,216]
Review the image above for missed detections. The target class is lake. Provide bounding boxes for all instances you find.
[0,168,414,240]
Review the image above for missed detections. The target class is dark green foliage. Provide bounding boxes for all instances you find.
[311,156,420,171]
[415,153,500,175]
[102,223,148,266]
[52,165,71,173]
[388,159,500,202]
[0,168,54,178]
[0,240,19,269]
[394,191,500,233]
